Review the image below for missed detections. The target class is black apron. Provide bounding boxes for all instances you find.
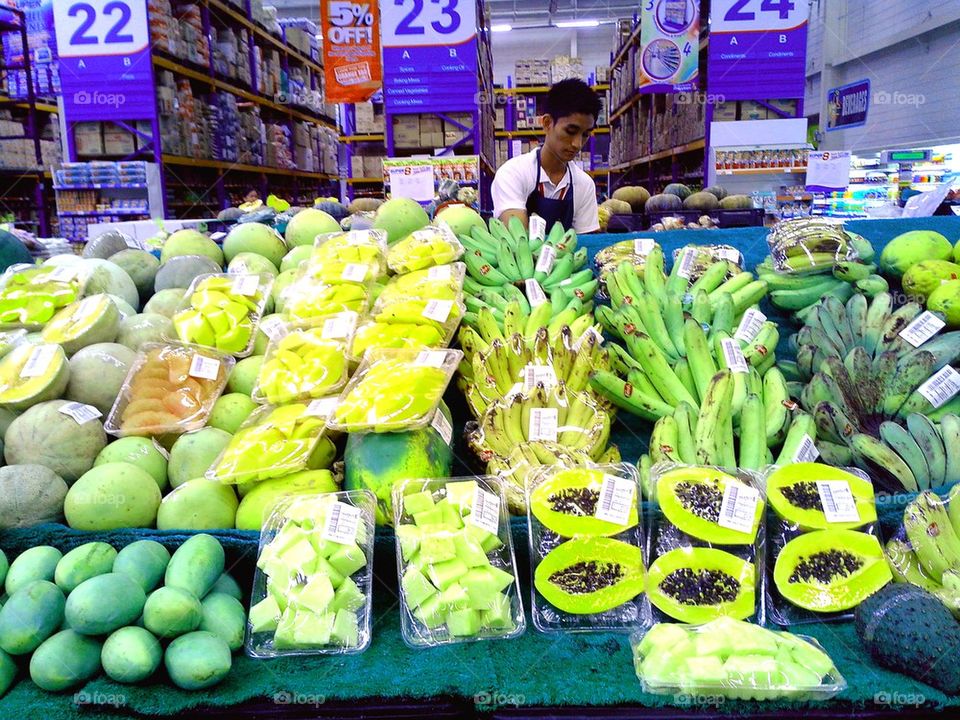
[525,149,575,231]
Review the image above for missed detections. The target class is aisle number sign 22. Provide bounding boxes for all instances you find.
[382,0,475,47]
[54,0,149,58]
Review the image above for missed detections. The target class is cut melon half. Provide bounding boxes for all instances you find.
[41,293,120,355]
[0,342,69,410]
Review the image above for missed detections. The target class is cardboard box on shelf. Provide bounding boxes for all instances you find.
[363,156,382,178]
[351,155,365,177]
[103,126,136,155]
[74,123,104,155]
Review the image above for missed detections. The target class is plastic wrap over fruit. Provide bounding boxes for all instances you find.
[392,475,525,647]
[252,314,358,405]
[670,244,744,283]
[766,218,859,275]
[631,618,846,700]
[0,263,84,328]
[247,491,377,657]
[526,463,648,633]
[105,343,234,437]
[309,229,388,279]
[376,262,466,306]
[386,225,465,274]
[485,441,593,515]
[593,238,659,300]
[281,274,373,322]
[329,348,461,433]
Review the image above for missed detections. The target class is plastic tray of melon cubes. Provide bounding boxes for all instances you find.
[352,295,464,356]
[247,490,377,657]
[387,225,465,274]
[170,273,273,357]
[631,617,846,700]
[207,401,332,484]
[328,348,462,433]
[0,263,85,329]
[526,463,649,633]
[376,262,466,306]
[281,273,374,322]
[762,463,888,627]
[393,476,525,648]
[252,313,358,405]
[105,343,234,437]
[307,229,388,283]
[647,464,766,626]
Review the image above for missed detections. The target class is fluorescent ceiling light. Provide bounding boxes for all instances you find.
[556,19,600,28]
[491,23,512,32]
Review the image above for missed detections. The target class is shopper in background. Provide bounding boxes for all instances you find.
[492,78,602,234]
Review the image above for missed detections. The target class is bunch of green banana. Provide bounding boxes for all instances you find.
[669,244,744,282]
[592,239,656,299]
[462,289,597,347]
[886,488,960,617]
[767,218,870,273]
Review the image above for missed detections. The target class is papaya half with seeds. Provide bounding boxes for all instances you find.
[766,463,876,531]
[656,467,763,545]
[646,547,755,624]
[534,537,644,614]
[774,529,892,612]
[530,467,638,538]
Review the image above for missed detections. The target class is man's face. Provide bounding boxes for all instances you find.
[542,113,595,163]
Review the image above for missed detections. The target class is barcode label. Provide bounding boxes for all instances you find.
[594,474,636,525]
[525,279,547,307]
[793,434,820,463]
[210,231,227,242]
[918,366,960,408]
[347,231,371,245]
[715,247,743,265]
[535,245,556,274]
[415,350,447,367]
[74,295,103,322]
[523,364,557,391]
[718,482,760,533]
[322,313,356,340]
[633,238,655,257]
[467,486,500,535]
[322,502,363,545]
[341,263,368,282]
[529,214,546,242]
[231,274,260,297]
[227,261,247,275]
[900,311,946,348]
[430,409,453,445]
[58,401,101,425]
[422,299,454,323]
[152,438,170,460]
[20,344,58,378]
[734,308,767,343]
[259,316,286,340]
[816,480,861,523]
[44,266,77,283]
[427,265,452,281]
[721,338,749,373]
[528,408,558,442]
[189,354,221,380]
[305,396,337,418]
[676,248,696,279]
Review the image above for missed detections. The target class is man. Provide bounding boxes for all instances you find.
[492,78,601,234]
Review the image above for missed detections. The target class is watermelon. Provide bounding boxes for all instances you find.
[83,231,132,260]
[434,205,485,239]
[161,230,224,267]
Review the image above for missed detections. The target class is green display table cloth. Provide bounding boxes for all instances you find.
[2,216,960,718]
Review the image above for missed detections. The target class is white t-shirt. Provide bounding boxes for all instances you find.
[491,149,600,233]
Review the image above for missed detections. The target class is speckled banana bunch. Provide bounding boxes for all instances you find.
[885,533,960,618]
[901,490,960,587]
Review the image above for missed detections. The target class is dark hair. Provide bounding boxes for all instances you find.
[543,79,601,121]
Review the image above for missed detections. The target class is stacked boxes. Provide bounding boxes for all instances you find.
[390,113,474,150]
[550,56,586,84]
[354,103,385,134]
[514,59,550,86]
[147,1,210,68]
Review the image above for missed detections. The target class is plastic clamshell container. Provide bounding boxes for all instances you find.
[526,463,649,633]
[308,229,389,281]
[0,263,85,329]
[366,295,465,346]
[206,400,332,484]
[104,342,234,437]
[631,619,847,701]
[328,347,462,433]
[392,475,526,648]
[251,313,358,405]
[168,273,273,358]
[281,273,373,322]
[386,225,465,274]
[349,315,453,360]
[245,490,377,658]
[376,262,466,306]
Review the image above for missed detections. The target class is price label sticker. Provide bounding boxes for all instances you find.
[594,474,637,525]
[633,238,656,257]
[430,408,453,445]
[816,480,861,523]
[721,338,749,374]
[58,401,101,425]
[74,295,104,322]
[718,482,760,533]
[347,231,372,245]
[900,311,946,348]
[918,366,960,409]
[676,248,696,280]
[322,313,356,340]
[573,326,604,351]
[227,261,247,275]
[210,232,227,242]
[529,214,546,242]
[188,354,221,380]
[535,244,556,274]
[734,308,767,343]
[231,274,260,297]
[793,434,820,463]
[152,438,170,460]
[525,279,547,307]
[259,316,286,340]
[415,350,447,368]
[306,396,338,418]
[322,502,363,545]
[20,344,58,378]
[714,247,743,265]
[523,364,557,391]
[341,263,369,282]
[43,266,77,284]
[427,264,452,281]
[467,486,501,536]
[422,299,454,323]
[528,408,558,442]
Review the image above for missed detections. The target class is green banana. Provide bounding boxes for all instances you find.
[643,245,668,305]
[904,491,960,582]
[636,292,679,362]
[710,293,736,336]
[694,370,733,467]
[775,412,816,465]
[729,280,768,315]
[690,290,713,327]
[942,414,960,485]
[762,367,792,447]
[850,432,919,493]
[674,402,698,464]
[862,292,893,358]
[663,291,686,356]
[674,358,699,405]
[626,331,697,408]
[817,440,853,466]
[907,413,947,488]
[769,277,844,311]
[683,318,717,404]
[737,392,765,471]
[589,370,673,421]
[880,421,931,491]
[688,261,728,296]
[650,415,681,465]
[885,538,941,591]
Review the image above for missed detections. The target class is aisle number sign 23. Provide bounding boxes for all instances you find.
[53,0,149,58]
[382,0,476,47]
[711,0,807,32]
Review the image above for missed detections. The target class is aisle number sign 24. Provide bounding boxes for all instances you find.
[53,0,150,58]
[382,0,476,47]
[711,0,807,31]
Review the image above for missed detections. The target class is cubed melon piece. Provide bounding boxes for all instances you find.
[444,480,478,511]
[447,609,482,636]
[777,660,823,688]
[460,568,502,610]
[331,608,359,647]
[723,655,779,685]
[731,624,781,656]
[485,564,515,592]
[693,631,732,658]
[436,499,464,529]
[413,593,445,629]
[275,535,318,575]
[404,490,435,516]
[638,623,692,658]
[330,576,365,613]
[249,595,281,633]
[310,536,337,559]
[292,573,335,614]
[684,656,728,684]
[428,557,469,590]
[328,542,366,578]
[419,534,456,564]
[287,609,335,647]
[453,532,489,568]
[464,524,502,553]
[396,524,421,562]
[314,556,345,588]
[438,582,469,612]
[413,507,444,527]
[401,567,437,609]
[778,633,835,676]
[479,593,513,629]
[268,574,294,612]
